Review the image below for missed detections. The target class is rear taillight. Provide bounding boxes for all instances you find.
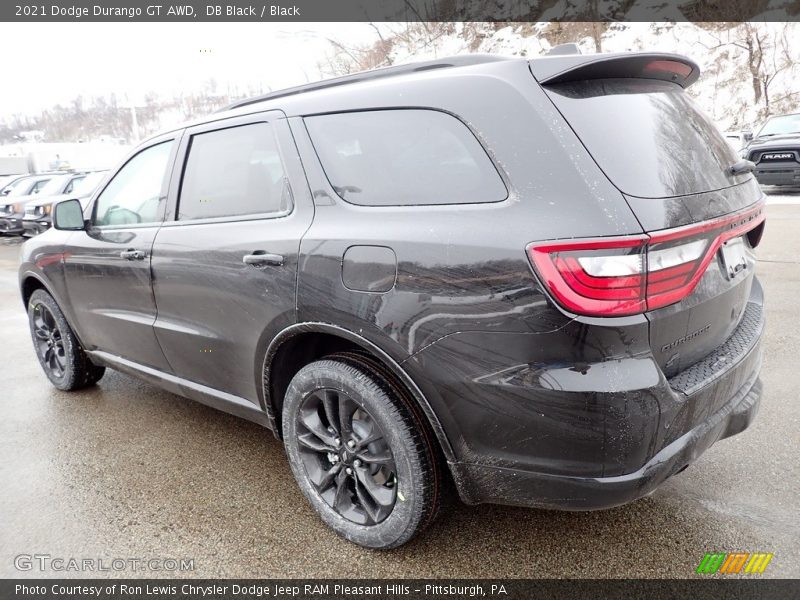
[527,203,765,317]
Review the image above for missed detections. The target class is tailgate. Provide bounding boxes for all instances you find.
[533,53,766,376]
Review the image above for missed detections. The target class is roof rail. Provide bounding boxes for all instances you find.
[220,55,511,112]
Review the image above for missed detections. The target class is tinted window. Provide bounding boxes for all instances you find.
[178,123,290,221]
[305,109,507,206]
[545,79,743,198]
[94,141,173,226]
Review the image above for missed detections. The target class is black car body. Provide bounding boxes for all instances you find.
[741,113,800,187]
[19,53,765,548]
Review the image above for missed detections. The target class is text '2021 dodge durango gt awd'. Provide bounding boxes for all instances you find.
[20,52,765,549]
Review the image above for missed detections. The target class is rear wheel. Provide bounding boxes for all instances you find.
[27,289,105,391]
[282,357,441,549]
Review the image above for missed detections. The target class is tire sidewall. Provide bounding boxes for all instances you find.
[283,361,423,549]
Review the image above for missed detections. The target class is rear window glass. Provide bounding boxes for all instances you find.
[305,109,507,206]
[545,79,743,199]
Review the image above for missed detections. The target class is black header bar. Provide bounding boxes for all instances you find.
[4,0,800,22]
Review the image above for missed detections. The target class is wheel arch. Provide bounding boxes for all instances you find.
[20,272,49,307]
[262,322,456,462]
[20,271,89,350]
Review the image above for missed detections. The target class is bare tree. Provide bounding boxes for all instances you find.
[696,22,798,119]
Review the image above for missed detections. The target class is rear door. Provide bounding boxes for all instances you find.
[150,111,313,404]
[536,57,765,375]
[63,134,180,370]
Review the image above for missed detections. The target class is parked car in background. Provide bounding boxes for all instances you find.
[22,171,108,237]
[0,173,85,235]
[723,131,745,151]
[0,175,55,233]
[2,174,51,197]
[740,112,800,188]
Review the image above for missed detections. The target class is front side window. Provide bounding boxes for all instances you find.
[304,109,508,206]
[93,141,174,227]
[63,176,85,195]
[178,122,290,221]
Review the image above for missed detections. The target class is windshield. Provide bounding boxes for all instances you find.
[757,113,800,137]
[0,177,24,192]
[38,175,72,196]
[73,171,107,195]
[7,178,41,197]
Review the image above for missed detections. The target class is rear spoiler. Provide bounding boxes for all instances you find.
[530,52,700,88]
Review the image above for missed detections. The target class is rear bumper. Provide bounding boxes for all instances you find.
[450,373,761,510]
[410,278,765,510]
[754,164,800,186]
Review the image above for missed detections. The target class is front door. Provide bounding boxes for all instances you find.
[63,135,180,371]
[150,112,313,404]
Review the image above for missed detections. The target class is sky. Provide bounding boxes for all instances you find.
[0,23,384,116]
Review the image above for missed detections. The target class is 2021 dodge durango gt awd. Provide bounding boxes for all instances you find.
[19,52,765,549]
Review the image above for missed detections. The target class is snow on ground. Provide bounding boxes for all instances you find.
[764,188,800,204]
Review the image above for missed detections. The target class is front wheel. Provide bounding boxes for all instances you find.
[282,357,441,549]
[27,289,105,391]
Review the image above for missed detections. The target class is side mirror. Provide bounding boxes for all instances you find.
[53,198,85,231]
[742,130,754,142]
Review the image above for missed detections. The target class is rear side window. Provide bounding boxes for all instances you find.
[178,122,291,221]
[305,109,507,206]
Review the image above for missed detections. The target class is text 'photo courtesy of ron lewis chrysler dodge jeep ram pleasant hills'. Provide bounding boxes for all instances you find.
[19,51,765,549]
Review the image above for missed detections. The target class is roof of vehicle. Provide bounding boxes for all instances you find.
[222,54,512,112]
[142,50,700,145]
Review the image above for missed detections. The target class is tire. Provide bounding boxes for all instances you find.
[282,356,442,549]
[27,289,105,391]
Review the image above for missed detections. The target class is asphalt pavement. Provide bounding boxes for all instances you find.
[1,195,798,579]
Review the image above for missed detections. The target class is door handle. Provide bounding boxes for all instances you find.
[243,251,284,266]
[120,249,146,260]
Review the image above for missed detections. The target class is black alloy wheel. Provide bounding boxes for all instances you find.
[282,356,442,549]
[31,303,67,379]
[27,289,106,390]
[296,387,397,525]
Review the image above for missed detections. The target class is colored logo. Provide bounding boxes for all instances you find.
[696,552,774,574]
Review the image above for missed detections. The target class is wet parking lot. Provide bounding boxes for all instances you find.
[1,198,799,579]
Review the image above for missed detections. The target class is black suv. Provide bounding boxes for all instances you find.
[740,112,800,188]
[20,53,765,549]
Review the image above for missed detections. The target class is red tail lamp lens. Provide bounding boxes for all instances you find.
[527,203,765,317]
